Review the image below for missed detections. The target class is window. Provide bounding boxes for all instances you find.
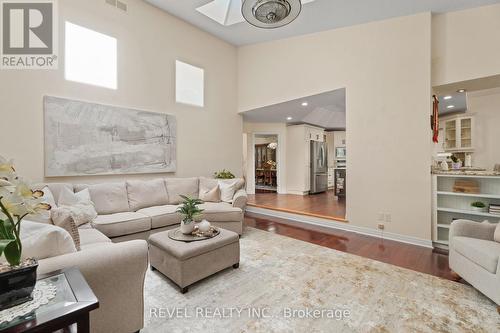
[176,60,204,107]
[65,22,117,89]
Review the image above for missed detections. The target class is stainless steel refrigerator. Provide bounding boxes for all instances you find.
[310,141,328,194]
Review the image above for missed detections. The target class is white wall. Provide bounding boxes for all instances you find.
[432,4,500,86]
[243,123,287,194]
[239,14,432,241]
[466,88,500,169]
[0,0,242,183]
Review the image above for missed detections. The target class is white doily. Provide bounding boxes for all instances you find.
[0,281,57,324]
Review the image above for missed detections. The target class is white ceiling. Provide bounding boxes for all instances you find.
[241,88,346,130]
[145,0,500,45]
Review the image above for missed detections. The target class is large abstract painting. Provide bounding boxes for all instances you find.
[44,96,176,177]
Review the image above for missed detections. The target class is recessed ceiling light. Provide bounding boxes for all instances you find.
[443,96,452,100]
[457,89,466,93]
[447,105,455,109]
[301,102,308,107]
[287,117,293,121]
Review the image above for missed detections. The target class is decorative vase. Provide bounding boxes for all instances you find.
[452,162,462,170]
[198,220,211,233]
[471,206,487,212]
[180,220,195,235]
[0,258,38,311]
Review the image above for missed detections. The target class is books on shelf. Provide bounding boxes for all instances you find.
[488,204,500,215]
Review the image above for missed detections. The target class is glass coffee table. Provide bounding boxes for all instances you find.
[0,267,98,333]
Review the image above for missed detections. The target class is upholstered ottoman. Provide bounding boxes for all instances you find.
[148,229,240,293]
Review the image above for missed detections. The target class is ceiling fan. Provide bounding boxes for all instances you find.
[242,0,302,29]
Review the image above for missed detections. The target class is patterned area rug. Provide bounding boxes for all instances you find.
[143,227,499,332]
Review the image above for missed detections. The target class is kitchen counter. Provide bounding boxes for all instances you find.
[432,170,500,176]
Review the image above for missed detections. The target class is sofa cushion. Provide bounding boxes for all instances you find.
[92,212,151,238]
[19,221,76,260]
[78,229,112,250]
[495,223,500,243]
[137,205,181,229]
[165,178,199,204]
[453,236,500,273]
[45,183,74,203]
[127,179,169,211]
[199,202,243,222]
[85,182,130,215]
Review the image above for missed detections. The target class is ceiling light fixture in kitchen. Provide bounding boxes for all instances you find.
[242,0,302,28]
[287,116,293,120]
[457,89,466,93]
[444,96,452,100]
[301,101,308,106]
[447,105,455,109]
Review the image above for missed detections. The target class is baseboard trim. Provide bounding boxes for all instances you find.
[246,206,433,249]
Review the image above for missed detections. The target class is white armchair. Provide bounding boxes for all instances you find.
[449,220,500,311]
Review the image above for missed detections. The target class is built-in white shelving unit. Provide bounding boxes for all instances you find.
[432,174,500,249]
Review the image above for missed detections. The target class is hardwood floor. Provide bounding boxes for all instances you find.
[247,190,346,221]
[245,213,455,281]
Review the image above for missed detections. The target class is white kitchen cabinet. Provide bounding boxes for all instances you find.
[286,124,324,195]
[443,116,474,151]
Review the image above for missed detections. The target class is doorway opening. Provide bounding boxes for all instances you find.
[254,134,278,193]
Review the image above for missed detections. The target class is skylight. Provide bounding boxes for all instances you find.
[65,22,117,90]
[196,0,315,26]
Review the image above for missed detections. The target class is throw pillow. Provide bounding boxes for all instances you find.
[57,187,98,226]
[218,180,239,203]
[199,185,221,202]
[495,223,500,243]
[51,209,81,251]
[20,221,77,260]
[27,186,57,224]
[58,187,91,206]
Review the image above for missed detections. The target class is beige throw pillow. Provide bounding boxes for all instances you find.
[218,180,239,203]
[51,209,81,251]
[494,223,500,243]
[57,187,98,226]
[199,185,221,202]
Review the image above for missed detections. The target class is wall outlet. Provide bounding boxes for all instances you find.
[378,223,385,230]
[384,214,392,223]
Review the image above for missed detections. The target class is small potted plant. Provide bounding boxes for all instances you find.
[214,169,235,179]
[471,201,487,212]
[176,195,204,235]
[0,156,51,310]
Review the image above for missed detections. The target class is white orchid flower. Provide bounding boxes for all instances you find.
[0,179,13,187]
[0,193,28,218]
[0,156,15,174]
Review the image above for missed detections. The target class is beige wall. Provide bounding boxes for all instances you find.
[432,4,500,86]
[0,0,241,183]
[466,88,500,169]
[238,13,433,241]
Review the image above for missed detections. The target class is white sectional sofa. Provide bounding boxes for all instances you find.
[45,177,247,240]
[34,177,247,333]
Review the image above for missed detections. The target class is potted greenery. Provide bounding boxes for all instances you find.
[0,156,51,310]
[471,201,487,212]
[176,195,204,235]
[214,169,235,179]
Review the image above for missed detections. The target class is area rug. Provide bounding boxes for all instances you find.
[143,227,499,332]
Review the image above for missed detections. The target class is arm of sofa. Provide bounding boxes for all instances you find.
[449,220,496,242]
[232,189,247,211]
[38,240,148,333]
